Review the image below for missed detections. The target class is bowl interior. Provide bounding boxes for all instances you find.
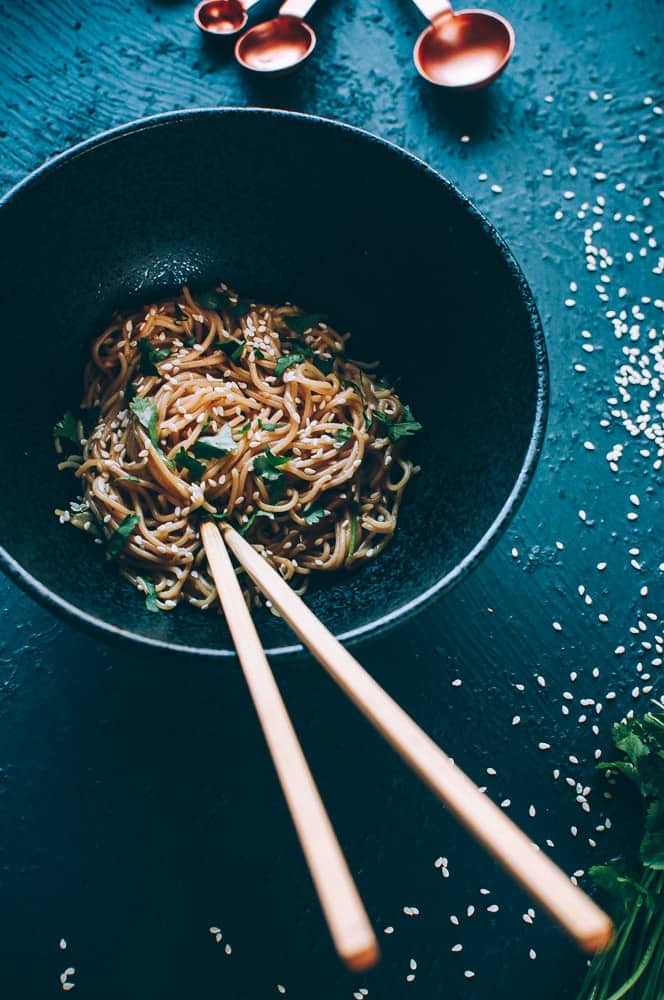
[0,110,545,655]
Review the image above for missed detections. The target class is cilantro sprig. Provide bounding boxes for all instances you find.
[577,702,664,1000]
[374,404,422,441]
[53,412,79,444]
[192,424,237,459]
[107,513,140,557]
[137,336,170,375]
[253,446,291,503]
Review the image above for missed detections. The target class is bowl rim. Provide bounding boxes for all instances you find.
[0,106,549,658]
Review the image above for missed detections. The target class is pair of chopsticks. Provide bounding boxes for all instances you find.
[201,522,614,971]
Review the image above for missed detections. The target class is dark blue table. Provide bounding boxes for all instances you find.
[1,1,662,997]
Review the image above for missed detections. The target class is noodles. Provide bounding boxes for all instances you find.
[53,284,421,612]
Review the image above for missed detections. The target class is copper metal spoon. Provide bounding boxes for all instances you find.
[410,0,515,90]
[235,0,318,73]
[194,0,261,38]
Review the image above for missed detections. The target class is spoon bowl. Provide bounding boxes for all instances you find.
[413,5,514,90]
[235,14,316,73]
[194,0,248,37]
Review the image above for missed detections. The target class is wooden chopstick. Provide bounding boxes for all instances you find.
[200,522,379,972]
[221,523,614,955]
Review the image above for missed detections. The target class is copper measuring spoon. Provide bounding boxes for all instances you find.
[410,0,515,90]
[194,0,260,38]
[235,0,318,74]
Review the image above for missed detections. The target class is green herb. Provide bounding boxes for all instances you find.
[125,382,137,403]
[216,339,244,362]
[239,509,275,536]
[253,347,265,360]
[345,379,372,428]
[184,336,198,347]
[238,422,252,435]
[117,474,143,484]
[175,448,206,480]
[374,404,422,441]
[198,288,229,311]
[129,396,158,446]
[192,424,237,459]
[173,301,187,321]
[129,396,175,469]
[258,420,281,431]
[348,504,358,557]
[302,501,330,526]
[275,350,333,378]
[577,701,664,1000]
[274,353,307,377]
[53,411,79,444]
[284,312,328,336]
[137,336,170,375]
[253,446,291,503]
[107,513,140,557]
[334,426,353,447]
[138,577,160,612]
[199,509,228,524]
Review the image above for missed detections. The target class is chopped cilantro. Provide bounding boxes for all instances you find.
[192,424,237,459]
[258,420,281,431]
[374,404,422,441]
[284,312,328,336]
[348,506,358,557]
[302,501,330,525]
[125,382,137,403]
[107,513,140,557]
[138,577,160,612]
[239,509,275,536]
[173,301,186,321]
[137,336,170,375]
[129,396,158,447]
[253,347,265,360]
[198,288,229,311]
[238,422,252,435]
[217,339,244,362]
[175,448,206,480]
[274,353,307,377]
[253,446,291,503]
[334,425,353,446]
[53,411,79,444]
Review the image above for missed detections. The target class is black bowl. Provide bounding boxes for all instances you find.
[0,109,547,656]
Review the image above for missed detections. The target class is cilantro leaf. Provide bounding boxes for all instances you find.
[130,396,159,447]
[125,382,137,403]
[334,425,353,447]
[275,353,308,377]
[302,501,330,526]
[117,474,143,484]
[284,313,328,336]
[253,447,290,479]
[216,339,244,362]
[137,337,170,375]
[198,288,229,311]
[641,800,664,869]
[258,420,281,431]
[193,424,237,459]
[175,448,206,480]
[138,577,160,612]
[253,447,291,503]
[53,411,79,444]
[239,509,275,536]
[107,513,140,557]
[348,507,358,557]
[374,404,422,441]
